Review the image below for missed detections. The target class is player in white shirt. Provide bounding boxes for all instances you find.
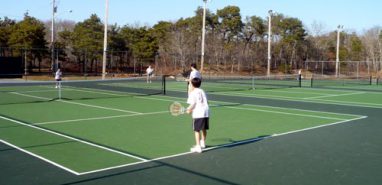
[186,77,209,153]
[55,68,62,88]
[187,63,201,94]
[146,65,154,83]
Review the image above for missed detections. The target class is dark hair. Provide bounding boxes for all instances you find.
[191,77,202,88]
[190,63,197,69]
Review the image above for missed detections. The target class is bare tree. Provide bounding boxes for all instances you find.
[361,27,381,73]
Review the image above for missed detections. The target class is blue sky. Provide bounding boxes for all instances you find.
[0,0,381,34]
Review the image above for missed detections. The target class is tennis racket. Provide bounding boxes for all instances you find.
[169,101,185,116]
[175,74,187,82]
[166,74,185,81]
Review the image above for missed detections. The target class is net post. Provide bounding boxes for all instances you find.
[58,81,62,100]
[310,75,314,88]
[252,76,255,90]
[162,75,166,95]
[298,74,302,87]
[369,75,372,85]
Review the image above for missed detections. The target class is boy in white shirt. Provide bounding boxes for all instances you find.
[55,68,62,88]
[146,65,154,83]
[187,63,201,94]
[186,77,209,153]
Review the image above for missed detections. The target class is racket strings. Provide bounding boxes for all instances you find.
[170,102,185,116]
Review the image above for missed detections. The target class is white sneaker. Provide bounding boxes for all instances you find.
[200,140,206,149]
[190,145,202,153]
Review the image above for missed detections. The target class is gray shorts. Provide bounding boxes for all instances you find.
[192,118,209,131]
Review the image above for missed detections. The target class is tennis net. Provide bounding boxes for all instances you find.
[310,75,372,88]
[0,76,165,105]
[164,74,301,93]
[251,75,301,89]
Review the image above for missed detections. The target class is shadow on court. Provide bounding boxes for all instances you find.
[61,160,241,185]
[60,136,270,185]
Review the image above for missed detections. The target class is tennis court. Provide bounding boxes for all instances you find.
[212,86,382,109]
[1,76,381,184]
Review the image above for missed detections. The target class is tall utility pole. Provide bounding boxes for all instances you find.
[102,0,109,80]
[267,10,273,77]
[200,0,208,73]
[336,25,343,78]
[51,0,56,72]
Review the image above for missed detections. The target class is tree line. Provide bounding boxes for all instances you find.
[0,6,381,76]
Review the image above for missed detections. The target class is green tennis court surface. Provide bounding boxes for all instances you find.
[2,77,380,185]
[207,87,382,108]
[0,85,364,175]
[162,76,382,108]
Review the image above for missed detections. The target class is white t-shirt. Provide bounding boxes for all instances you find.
[146,67,154,75]
[187,88,209,118]
[55,70,62,80]
[189,70,201,80]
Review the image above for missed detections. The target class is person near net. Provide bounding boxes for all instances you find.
[187,63,202,94]
[55,68,62,88]
[146,65,154,83]
[186,77,209,153]
[298,68,302,78]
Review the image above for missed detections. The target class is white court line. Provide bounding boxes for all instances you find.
[0,139,81,175]
[136,96,179,102]
[138,95,363,118]
[67,88,133,97]
[225,106,347,121]
[5,88,369,175]
[53,88,368,116]
[61,86,143,97]
[10,92,52,100]
[218,91,298,99]
[259,89,325,95]
[77,114,368,175]
[78,150,197,175]
[303,91,365,100]
[98,82,160,89]
[33,111,169,126]
[214,91,382,109]
[0,113,368,176]
[1,94,368,176]
[0,115,148,175]
[12,89,58,93]
[203,115,367,152]
[10,92,141,114]
[240,102,363,117]
[57,100,141,114]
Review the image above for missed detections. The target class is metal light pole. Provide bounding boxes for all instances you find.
[200,0,208,73]
[51,0,56,72]
[335,25,343,78]
[102,0,109,80]
[267,10,273,77]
